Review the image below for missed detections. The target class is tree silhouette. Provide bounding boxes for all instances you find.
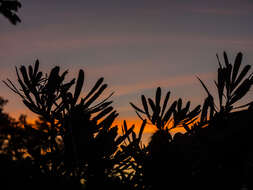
[190,52,253,190]
[1,52,253,190]
[0,0,21,25]
[129,51,253,190]
[3,61,136,189]
[130,88,201,189]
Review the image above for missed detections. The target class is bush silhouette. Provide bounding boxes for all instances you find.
[2,61,136,189]
[129,51,253,190]
[1,51,253,190]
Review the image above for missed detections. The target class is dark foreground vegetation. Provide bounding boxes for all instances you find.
[1,52,253,190]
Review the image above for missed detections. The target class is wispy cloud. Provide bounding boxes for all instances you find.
[191,7,251,16]
[1,26,252,60]
[112,72,214,97]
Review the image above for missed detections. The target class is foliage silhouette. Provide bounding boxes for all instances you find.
[129,51,253,190]
[3,61,136,189]
[130,87,201,132]
[129,89,201,189]
[190,52,253,190]
[1,51,253,190]
[0,0,21,25]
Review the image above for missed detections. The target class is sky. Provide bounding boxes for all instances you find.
[1,0,253,135]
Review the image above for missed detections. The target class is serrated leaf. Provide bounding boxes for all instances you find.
[20,65,30,87]
[141,95,150,119]
[138,119,146,141]
[135,110,145,121]
[16,67,35,104]
[155,87,161,108]
[59,70,68,84]
[162,100,177,125]
[217,67,226,108]
[98,111,118,132]
[152,88,162,125]
[225,64,232,98]
[123,120,132,143]
[161,91,170,118]
[35,72,42,83]
[88,92,114,111]
[84,84,107,108]
[216,54,222,68]
[2,80,19,95]
[46,66,60,95]
[177,98,182,112]
[223,51,229,67]
[200,96,212,123]
[92,106,113,122]
[196,76,211,97]
[232,65,251,91]
[209,101,215,119]
[232,52,242,84]
[28,65,33,80]
[230,79,252,105]
[48,66,60,82]
[148,98,156,112]
[89,101,113,113]
[184,101,190,113]
[116,125,134,145]
[83,77,104,103]
[23,100,40,114]
[151,105,160,126]
[34,59,39,77]
[73,69,84,105]
[186,105,201,119]
[132,131,137,141]
[130,102,145,114]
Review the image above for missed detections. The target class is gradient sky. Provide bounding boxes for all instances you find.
[1,0,253,131]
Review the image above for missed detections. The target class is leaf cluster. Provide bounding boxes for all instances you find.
[130,87,200,132]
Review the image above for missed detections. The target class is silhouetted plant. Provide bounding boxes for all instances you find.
[129,51,253,190]
[2,51,253,190]
[130,87,201,133]
[0,96,10,128]
[3,60,134,189]
[198,52,253,116]
[112,120,147,189]
[129,88,201,190]
[0,96,12,154]
[189,52,253,190]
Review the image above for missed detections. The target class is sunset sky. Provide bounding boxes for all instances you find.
[1,0,253,134]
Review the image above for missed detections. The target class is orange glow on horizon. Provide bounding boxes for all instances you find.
[15,112,198,139]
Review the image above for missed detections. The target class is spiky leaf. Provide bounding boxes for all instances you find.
[73,69,84,104]
[34,59,39,77]
[230,79,252,105]
[141,95,150,119]
[232,52,242,84]
[197,76,212,97]
[83,77,104,102]
[155,87,161,108]
[84,84,107,108]
[162,100,177,125]
[223,51,229,67]
[92,106,113,122]
[232,65,251,91]
[130,102,145,114]
[161,91,170,118]
[138,119,146,141]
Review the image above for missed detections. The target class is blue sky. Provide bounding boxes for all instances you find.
[1,0,253,123]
